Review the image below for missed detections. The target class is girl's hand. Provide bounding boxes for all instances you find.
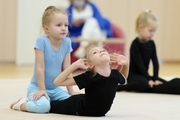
[154,80,163,85]
[67,86,81,95]
[74,59,90,70]
[33,90,48,101]
[110,53,129,66]
[69,90,81,95]
[148,80,154,88]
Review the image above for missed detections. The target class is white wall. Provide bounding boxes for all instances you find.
[16,0,69,65]
[16,0,180,65]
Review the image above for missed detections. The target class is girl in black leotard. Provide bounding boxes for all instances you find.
[117,10,180,94]
[50,46,129,116]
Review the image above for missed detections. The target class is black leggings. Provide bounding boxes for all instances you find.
[50,94,84,115]
[117,73,180,94]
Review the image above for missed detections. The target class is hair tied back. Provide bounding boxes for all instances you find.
[45,6,56,11]
[145,9,151,13]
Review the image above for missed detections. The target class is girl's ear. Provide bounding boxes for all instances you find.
[138,24,144,31]
[43,25,49,33]
[89,65,94,69]
[87,62,94,69]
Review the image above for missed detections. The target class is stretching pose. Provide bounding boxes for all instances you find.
[50,46,129,116]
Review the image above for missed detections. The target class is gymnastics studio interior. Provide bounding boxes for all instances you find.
[0,0,180,120]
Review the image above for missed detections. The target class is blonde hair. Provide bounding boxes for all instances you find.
[135,9,158,34]
[84,45,109,62]
[41,6,68,34]
[84,45,111,76]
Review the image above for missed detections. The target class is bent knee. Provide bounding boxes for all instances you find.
[170,78,180,86]
[137,80,149,91]
[35,100,50,113]
[27,99,50,113]
[171,78,180,82]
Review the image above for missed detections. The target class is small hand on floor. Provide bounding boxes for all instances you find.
[148,80,163,88]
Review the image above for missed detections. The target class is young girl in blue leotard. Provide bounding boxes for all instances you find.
[10,6,78,113]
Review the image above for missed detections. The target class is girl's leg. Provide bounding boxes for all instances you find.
[25,84,50,113]
[11,84,50,113]
[11,86,71,113]
[17,86,70,113]
[117,73,149,92]
[11,93,50,113]
[49,87,70,101]
[156,77,167,83]
[150,76,167,83]
[149,78,180,94]
[26,94,50,113]
[50,94,85,115]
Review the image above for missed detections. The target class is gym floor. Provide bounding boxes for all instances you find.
[0,62,180,120]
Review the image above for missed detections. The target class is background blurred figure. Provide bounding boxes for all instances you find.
[67,0,114,58]
[117,10,180,94]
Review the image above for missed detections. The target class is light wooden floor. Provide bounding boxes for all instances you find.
[0,62,180,79]
[1,62,180,120]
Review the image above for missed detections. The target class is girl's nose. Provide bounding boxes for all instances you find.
[62,25,66,30]
[99,49,104,53]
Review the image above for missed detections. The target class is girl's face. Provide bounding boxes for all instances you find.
[138,20,158,41]
[87,47,110,66]
[73,0,86,7]
[45,13,68,40]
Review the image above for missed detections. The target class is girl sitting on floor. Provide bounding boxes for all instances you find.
[117,10,180,94]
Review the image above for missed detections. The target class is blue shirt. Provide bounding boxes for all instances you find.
[30,36,73,89]
[67,2,114,49]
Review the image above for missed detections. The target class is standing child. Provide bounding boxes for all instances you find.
[49,46,129,116]
[117,10,180,94]
[10,6,78,113]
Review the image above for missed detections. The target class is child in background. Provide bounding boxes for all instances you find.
[117,10,180,94]
[49,46,129,116]
[10,6,78,113]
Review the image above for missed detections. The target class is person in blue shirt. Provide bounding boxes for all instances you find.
[67,0,114,58]
[10,6,78,113]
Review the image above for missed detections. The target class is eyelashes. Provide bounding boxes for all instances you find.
[92,49,107,55]
[56,24,68,27]
[92,51,97,54]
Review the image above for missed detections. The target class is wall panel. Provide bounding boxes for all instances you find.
[0,0,17,62]
[162,0,180,61]
[0,0,179,64]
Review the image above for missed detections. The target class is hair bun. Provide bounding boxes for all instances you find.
[45,6,56,11]
[145,9,151,13]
